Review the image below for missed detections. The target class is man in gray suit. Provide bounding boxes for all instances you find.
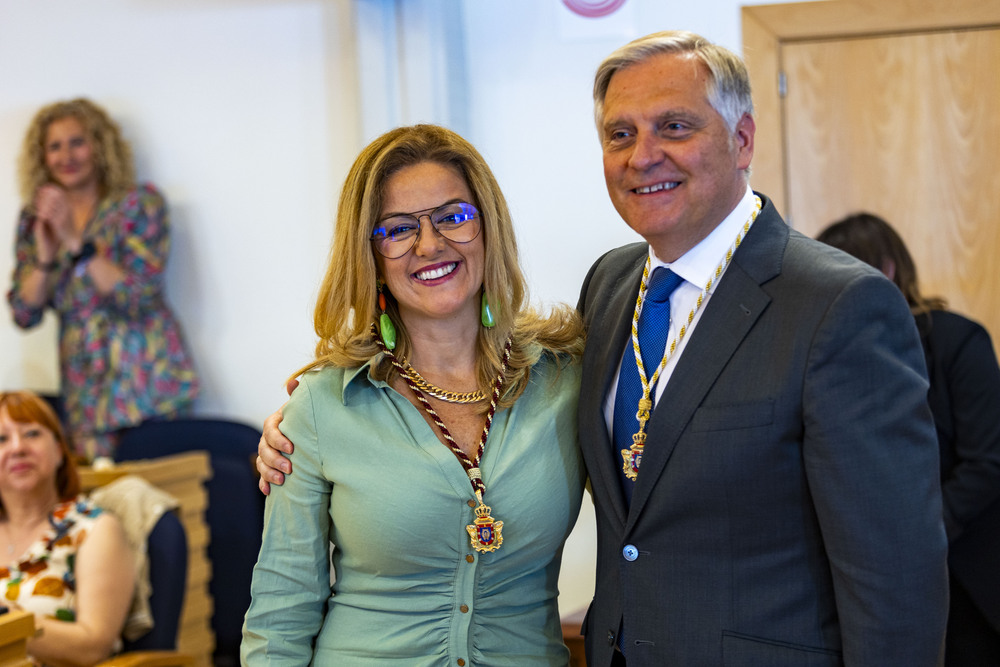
[579,31,947,666]
[256,29,949,667]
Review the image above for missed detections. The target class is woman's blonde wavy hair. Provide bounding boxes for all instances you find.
[17,98,135,204]
[297,124,583,407]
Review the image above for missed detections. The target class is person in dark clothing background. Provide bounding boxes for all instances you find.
[819,212,1000,666]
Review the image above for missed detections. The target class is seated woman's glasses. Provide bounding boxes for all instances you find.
[371,202,481,258]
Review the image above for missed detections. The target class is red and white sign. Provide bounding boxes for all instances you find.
[562,0,628,18]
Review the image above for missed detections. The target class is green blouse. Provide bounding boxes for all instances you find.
[242,353,585,666]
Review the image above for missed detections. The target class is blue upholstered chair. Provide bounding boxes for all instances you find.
[97,509,193,667]
[116,418,264,667]
[125,510,188,651]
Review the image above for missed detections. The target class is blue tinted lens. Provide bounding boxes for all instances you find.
[431,203,480,244]
[387,220,419,240]
[434,202,476,224]
[372,218,418,241]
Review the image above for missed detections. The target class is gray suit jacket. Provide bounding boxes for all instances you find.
[576,195,948,666]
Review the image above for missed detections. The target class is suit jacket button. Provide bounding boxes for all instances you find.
[623,544,639,561]
[607,630,616,646]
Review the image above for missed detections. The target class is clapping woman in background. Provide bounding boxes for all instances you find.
[818,212,1000,665]
[7,98,199,461]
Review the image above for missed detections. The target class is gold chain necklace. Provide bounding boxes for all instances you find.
[622,196,762,480]
[400,363,486,404]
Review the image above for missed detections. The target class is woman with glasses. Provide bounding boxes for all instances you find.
[242,124,586,665]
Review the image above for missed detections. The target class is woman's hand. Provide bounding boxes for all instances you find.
[30,216,60,266]
[33,185,81,254]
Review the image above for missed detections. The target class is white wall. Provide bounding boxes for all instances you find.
[0,0,356,420]
[0,0,791,622]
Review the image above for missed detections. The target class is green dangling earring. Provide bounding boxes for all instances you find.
[377,282,397,349]
[481,292,496,328]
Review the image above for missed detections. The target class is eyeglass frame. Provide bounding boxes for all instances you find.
[370,200,482,259]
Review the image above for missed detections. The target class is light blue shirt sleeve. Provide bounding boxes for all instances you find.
[242,375,333,665]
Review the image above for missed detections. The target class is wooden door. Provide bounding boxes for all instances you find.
[743,0,1000,341]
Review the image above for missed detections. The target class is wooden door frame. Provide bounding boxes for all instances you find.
[741,0,1000,216]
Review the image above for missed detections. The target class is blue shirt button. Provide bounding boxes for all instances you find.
[623,544,639,561]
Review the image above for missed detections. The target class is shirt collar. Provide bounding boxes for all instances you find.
[340,356,389,405]
[648,185,756,292]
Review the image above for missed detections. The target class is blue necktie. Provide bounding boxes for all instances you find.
[613,267,684,504]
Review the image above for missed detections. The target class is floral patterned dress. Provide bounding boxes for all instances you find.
[7,184,199,458]
[0,496,103,622]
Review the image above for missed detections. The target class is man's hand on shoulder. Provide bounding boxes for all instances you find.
[256,378,299,495]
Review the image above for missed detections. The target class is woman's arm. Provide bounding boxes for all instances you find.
[26,512,136,667]
[63,235,126,298]
[243,376,332,665]
[12,259,54,310]
[31,184,127,299]
[7,209,54,327]
[939,319,1000,539]
[94,185,169,315]
[51,185,168,315]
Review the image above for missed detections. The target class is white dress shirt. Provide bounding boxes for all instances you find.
[603,185,760,436]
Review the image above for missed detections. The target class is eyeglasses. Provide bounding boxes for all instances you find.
[371,201,481,259]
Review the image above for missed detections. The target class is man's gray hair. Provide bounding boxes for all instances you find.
[593,30,754,138]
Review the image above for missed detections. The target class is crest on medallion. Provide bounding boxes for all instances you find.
[466,503,504,553]
[621,445,642,481]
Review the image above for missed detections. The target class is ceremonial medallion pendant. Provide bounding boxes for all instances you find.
[621,432,645,481]
[466,502,504,553]
[622,397,652,481]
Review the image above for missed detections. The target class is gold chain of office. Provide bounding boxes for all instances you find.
[621,195,762,481]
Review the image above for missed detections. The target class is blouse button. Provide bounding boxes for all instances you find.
[466,554,475,563]
[460,604,469,613]
[457,660,466,666]
[467,499,476,508]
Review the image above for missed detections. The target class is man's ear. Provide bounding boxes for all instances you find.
[734,113,755,171]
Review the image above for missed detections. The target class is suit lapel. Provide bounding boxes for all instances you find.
[580,248,647,526]
[626,199,788,524]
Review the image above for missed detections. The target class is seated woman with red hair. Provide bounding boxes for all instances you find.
[0,390,134,666]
